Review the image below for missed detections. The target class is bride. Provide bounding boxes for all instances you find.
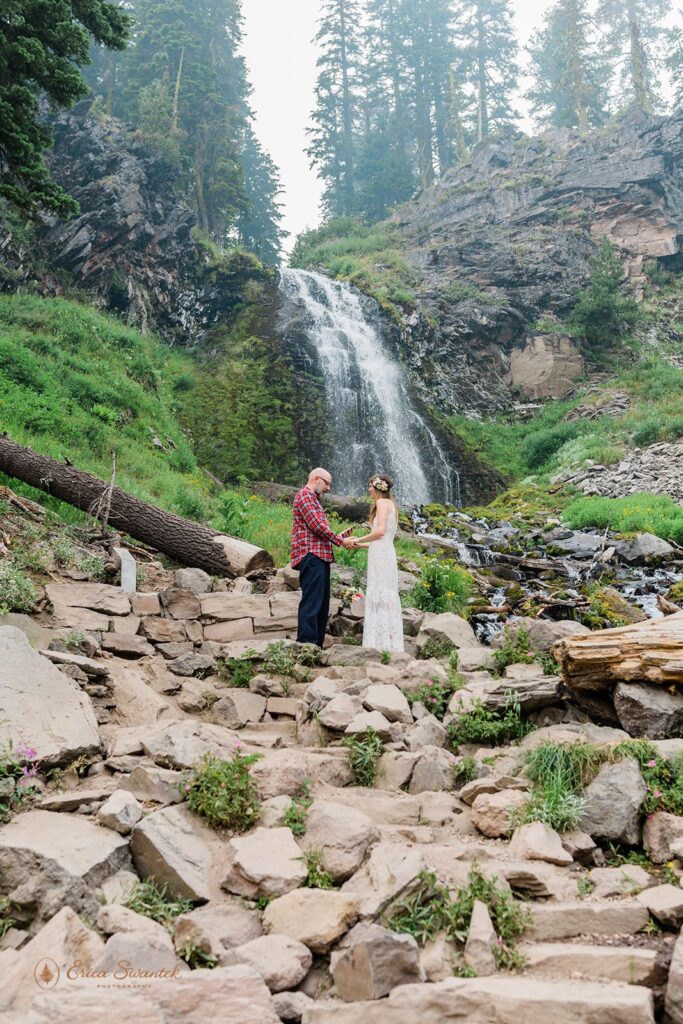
[351,474,404,652]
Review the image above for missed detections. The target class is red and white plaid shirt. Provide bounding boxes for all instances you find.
[291,486,343,568]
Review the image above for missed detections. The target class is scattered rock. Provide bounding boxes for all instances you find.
[301,801,379,881]
[174,567,213,595]
[330,922,422,1001]
[580,757,646,846]
[223,827,307,898]
[96,789,143,834]
[173,901,263,962]
[211,689,267,728]
[666,928,683,1024]
[363,684,412,724]
[142,720,241,769]
[471,789,527,838]
[614,682,683,739]
[224,933,312,992]
[464,899,497,976]
[636,883,683,928]
[264,888,359,953]
[415,612,477,652]
[614,534,675,564]
[131,803,225,902]
[643,811,683,863]
[408,747,455,794]
[509,822,573,866]
[528,900,650,940]
[341,844,426,917]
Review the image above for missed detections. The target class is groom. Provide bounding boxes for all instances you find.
[291,468,355,647]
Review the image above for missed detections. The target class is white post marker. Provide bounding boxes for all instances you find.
[113,547,137,593]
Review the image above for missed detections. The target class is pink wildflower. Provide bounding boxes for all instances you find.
[653,790,662,799]
[646,759,657,767]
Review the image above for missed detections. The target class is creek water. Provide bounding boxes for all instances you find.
[279,268,456,505]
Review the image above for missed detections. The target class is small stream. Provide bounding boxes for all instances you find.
[412,509,682,643]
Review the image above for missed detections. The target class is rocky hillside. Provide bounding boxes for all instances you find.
[297,107,683,418]
[1,486,683,1022]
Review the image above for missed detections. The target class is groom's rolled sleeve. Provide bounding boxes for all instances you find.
[298,491,343,546]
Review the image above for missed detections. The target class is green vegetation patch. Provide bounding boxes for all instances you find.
[563,493,683,545]
[184,751,261,832]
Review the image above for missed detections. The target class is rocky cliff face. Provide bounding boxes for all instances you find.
[0,98,273,344]
[387,107,683,415]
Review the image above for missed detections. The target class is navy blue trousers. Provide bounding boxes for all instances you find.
[297,553,331,647]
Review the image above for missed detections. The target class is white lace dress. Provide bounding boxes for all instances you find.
[362,505,404,652]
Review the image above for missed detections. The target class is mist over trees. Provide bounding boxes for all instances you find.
[309,0,682,221]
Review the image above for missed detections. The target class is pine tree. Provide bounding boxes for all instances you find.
[570,237,640,356]
[597,0,671,110]
[667,17,683,108]
[307,0,363,217]
[527,0,609,130]
[119,0,250,242]
[0,0,131,215]
[237,127,288,264]
[453,0,519,144]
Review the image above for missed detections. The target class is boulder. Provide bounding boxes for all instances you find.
[614,533,674,564]
[636,883,683,929]
[0,810,130,922]
[140,617,188,644]
[224,934,312,992]
[273,991,314,1022]
[666,929,683,1024]
[97,789,143,834]
[405,715,446,751]
[580,757,646,845]
[301,801,379,881]
[614,682,683,739]
[142,720,241,769]
[131,803,226,902]
[20,964,280,1023]
[96,903,169,941]
[167,652,215,677]
[415,612,477,651]
[345,710,393,741]
[318,693,362,731]
[264,888,359,953]
[464,899,497,976]
[46,581,131,616]
[305,677,342,705]
[509,822,573,866]
[173,901,263,962]
[260,795,295,828]
[251,749,353,799]
[0,626,100,766]
[408,747,455,794]
[174,567,212,594]
[123,764,185,805]
[200,593,270,620]
[330,922,422,1001]
[94,928,187,974]
[341,844,426,917]
[362,685,413,724]
[471,790,527,838]
[0,906,104,1017]
[299,975,655,1023]
[643,811,683,863]
[223,827,307,898]
[588,865,652,899]
[492,618,590,653]
[100,632,155,658]
[211,690,267,729]
[160,587,202,619]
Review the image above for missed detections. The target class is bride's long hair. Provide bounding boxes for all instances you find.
[369,473,396,523]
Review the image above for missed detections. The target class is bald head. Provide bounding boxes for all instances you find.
[307,467,332,497]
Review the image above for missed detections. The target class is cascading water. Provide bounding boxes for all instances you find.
[279,268,457,505]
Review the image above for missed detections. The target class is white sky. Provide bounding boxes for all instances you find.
[240,1,678,250]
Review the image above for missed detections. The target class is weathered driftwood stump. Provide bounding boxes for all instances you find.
[552,611,683,690]
[0,437,273,577]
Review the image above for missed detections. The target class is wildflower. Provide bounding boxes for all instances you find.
[653,790,662,799]
[646,759,657,767]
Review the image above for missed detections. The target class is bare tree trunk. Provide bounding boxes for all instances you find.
[0,438,273,577]
[552,612,683,690]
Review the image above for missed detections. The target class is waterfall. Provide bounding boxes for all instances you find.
[279,268,457,505]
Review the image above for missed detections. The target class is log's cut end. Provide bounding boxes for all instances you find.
[552,611,683,691]
[212,535,274,576]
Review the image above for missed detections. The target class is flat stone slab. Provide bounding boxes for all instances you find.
[38,648,110,677]
[46,582,131,616]
[528,900,650,940]
[131,804,226,902]
[519,942,658,985]
[0,626,100,766]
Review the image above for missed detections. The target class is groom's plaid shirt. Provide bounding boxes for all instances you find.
[291,487,344,568]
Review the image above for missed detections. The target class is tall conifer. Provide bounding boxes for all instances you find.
[596,0,670,110]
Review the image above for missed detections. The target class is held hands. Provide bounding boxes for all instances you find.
[341,536,359,549]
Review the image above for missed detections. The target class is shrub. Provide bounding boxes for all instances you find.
[217,654,255,688]
[0,560,38,613]
[284,779,312,836]
[522,423,580,470]
[0,740,40,822]
[491,628,536,677]
[218,493,250,538]
[263,641,296,677]
[569,237,640,356]
[125,879,193,927]
[447,697,531,749]
[417,635,455,661]
[185,750,261,832]
[404,675,465,721]
[386,865,529,971]
[409,559,473,615]
[303,848,335,889]
[344,727,384,786]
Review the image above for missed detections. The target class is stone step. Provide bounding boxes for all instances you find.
[519,941,661,986]
[528,900,650,941]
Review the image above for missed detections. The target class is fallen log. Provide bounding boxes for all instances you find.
[0,437,273,577]
[552,611,683,690]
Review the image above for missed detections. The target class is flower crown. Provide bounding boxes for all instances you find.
[371,477,390,492]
